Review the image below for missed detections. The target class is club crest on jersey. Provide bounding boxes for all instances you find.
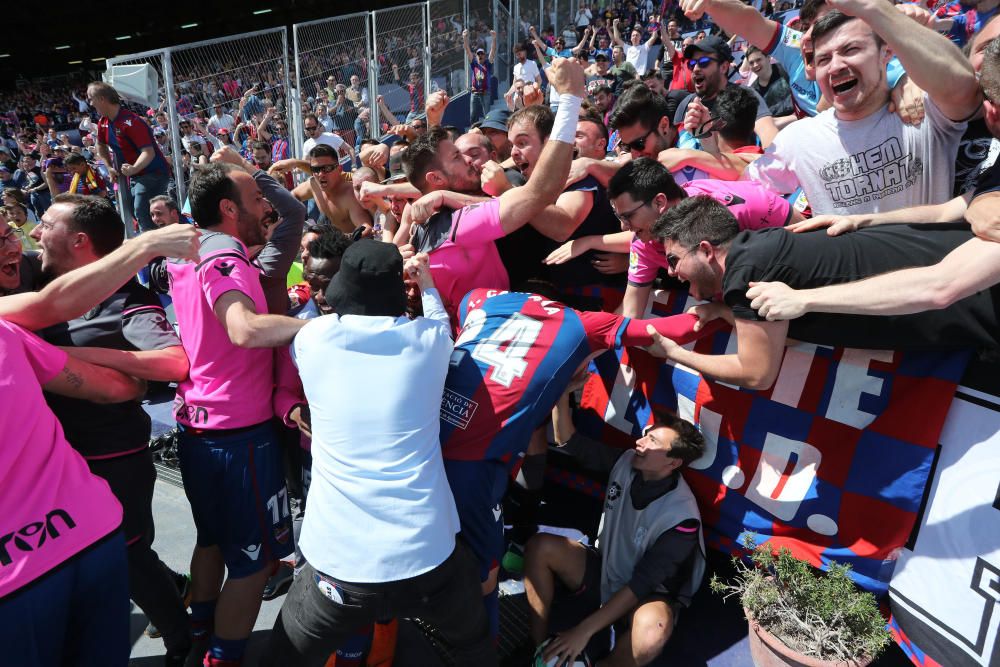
[215,262,235,277]
[605,481,622,509]
[441,388,479,430]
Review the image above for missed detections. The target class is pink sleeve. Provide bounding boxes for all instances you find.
[9,321,69,383]
[450,199,504,247]
[620,313,727,346]
[627,236,666,287]
[199,254,261,308]
[273,346,305,427]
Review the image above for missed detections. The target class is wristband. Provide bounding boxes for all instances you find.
[552,93,583,145]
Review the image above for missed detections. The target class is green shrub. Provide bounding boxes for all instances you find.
[710,536,891,663]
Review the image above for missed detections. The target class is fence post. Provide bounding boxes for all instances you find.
[424,2,433,99]
[365,12,382,139]
[463,0,471,90]
[163,49,186,209]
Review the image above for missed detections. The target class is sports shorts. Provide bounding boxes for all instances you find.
[443,458,509,582]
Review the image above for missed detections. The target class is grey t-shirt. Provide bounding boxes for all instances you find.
[744,95,966,215]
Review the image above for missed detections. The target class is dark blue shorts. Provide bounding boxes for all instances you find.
[0,531,130,667]
[444,458,509,582]
[177,421,293,578]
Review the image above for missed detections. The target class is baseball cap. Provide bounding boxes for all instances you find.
[683,35,733,62]
[480,108,510,132]
[476,47,486,54]
[324,239,406,317]
[594,52,609,61]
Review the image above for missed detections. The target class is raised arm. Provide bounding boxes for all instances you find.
[463,28,475,61]
[612,18,625,46]
[681,0,779,49]
[489,29,498,62]
[644,16,661,49]
[0,224,199,331]
[836,0,981,121]
[497,59,586,235]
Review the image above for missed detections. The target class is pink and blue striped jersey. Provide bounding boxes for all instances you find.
[440,289,628,463]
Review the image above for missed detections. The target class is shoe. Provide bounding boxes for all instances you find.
[262,561,295,601]
[145,572,192,638]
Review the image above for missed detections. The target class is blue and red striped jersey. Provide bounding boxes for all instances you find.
[440,289,629,463]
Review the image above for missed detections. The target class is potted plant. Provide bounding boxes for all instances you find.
[710,536,891,667]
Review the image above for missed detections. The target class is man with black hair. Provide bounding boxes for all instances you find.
[270,144,372,235]
[301,112,355,165]
[29,193,193,665]
[645,196,1000,392]
[745,45,796,123]
[744,3,982,215]
[147,149,308,667]
[525,407,705,667]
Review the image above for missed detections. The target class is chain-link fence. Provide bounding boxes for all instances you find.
[293,13,371,153]
[494,0,514,94]
[429,0,466,97]
[372,3,428,126]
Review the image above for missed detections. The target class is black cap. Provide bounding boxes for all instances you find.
[480,108,510,132]
[683,35,733,62]
[324,239,406,317]
[594,52,609,61]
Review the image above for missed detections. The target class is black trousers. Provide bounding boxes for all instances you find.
[263,541,497,667]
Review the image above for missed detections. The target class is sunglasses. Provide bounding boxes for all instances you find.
[694,115,728,139]
[310,164,339,174]
[666,247,690,270]
[304,125,318,132]
[687,56,718,69]
[619,128,655,153]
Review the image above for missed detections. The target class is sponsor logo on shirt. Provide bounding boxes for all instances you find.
[492,504,502,522]
[628,250,639,271]
[605,481,622,510]
[0,509,76,567]
[818,137,922,209]
[215,262,235,277]
[441,388,479,430]
[634,525,647,548]
[241,544,261,560]
[172,394,209,425]
[782,29,801,49]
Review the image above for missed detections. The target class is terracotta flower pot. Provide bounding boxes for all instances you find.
[745,611,875,667]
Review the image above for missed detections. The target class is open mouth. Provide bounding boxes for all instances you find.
[1,258,19,279]
[515,160,530,173]
[831,77,858,95]
[692,73,706,88]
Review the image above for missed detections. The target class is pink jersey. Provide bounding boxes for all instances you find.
[0,320,122,599]
[166,231,274,430]
[414,198,510,329]
[627,179,792,286]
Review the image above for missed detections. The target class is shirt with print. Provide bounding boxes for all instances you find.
[39,279,180,459]
[628,179,792,287]
[470,59,494,93]
[953,117,1000,197]
[744,96,966,215]
[0,319,122,600]
[674,83,771,149]
[96,108,169,176]
[411,198,510,329]
[163,231,274,430]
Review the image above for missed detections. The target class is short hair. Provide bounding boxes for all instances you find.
[650,195,740,249]
[150,194,178,212]
[303,112,319,124]
[578,110,609,148]
[188,163,240,228]
[64,152,87,166]
[797,0,827,29]
[353,166,378,182]
[509,104,554,141]
[441,125,461,141]
[713,86,760,146]
[87,81,121,105]
[251,140,271,153]
[745,45,764,60]
[307,228,353,263]
[51,193,124,256]
[607,158,685,203]
[811,10,884,49]
[308,143,339,160]
[651,410,705,467]
[401,126,448,191]
[3,187,26,204]
[981,37,1000,103]
[608,84,672,131]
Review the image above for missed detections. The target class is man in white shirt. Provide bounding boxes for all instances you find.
[513,43,543,87]
[612,16,660,76]
[207,104,236,136]
[262,243,497,666]
[301,113,356,165]
[743,2,982,215]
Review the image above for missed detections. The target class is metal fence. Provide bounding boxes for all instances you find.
[372,3,429,126]
[293,13,371,151]
[429,0,466,97]
[494,0,514,94]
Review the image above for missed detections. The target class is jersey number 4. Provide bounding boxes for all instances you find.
[465,312,544,388]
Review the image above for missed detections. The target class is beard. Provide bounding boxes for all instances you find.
[236,205,267,246]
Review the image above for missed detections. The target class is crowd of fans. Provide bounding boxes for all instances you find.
[4,0,1000,665]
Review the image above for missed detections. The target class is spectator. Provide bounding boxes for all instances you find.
[512,43,543,88]
[148,194,184,227]
[64,152,108,197]
[612,16,661,76]
[301,113,355,165]
[744,46,795,124]
[465,29,498,126]
[88,82,170,233]
[207,104,236,136]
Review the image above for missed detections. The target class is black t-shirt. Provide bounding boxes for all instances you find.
[722,224,1000,350]
[971,153,1000,200]
[495,169,553,288]
[546,176,626,291]
[586,72,624,97]
[39,278,181,458]
[750,64,794,119]
[953,117,999,197]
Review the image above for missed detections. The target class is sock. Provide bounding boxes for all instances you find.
[209,635,248,662]
[189,600,216,641]
[484,588,499,640]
